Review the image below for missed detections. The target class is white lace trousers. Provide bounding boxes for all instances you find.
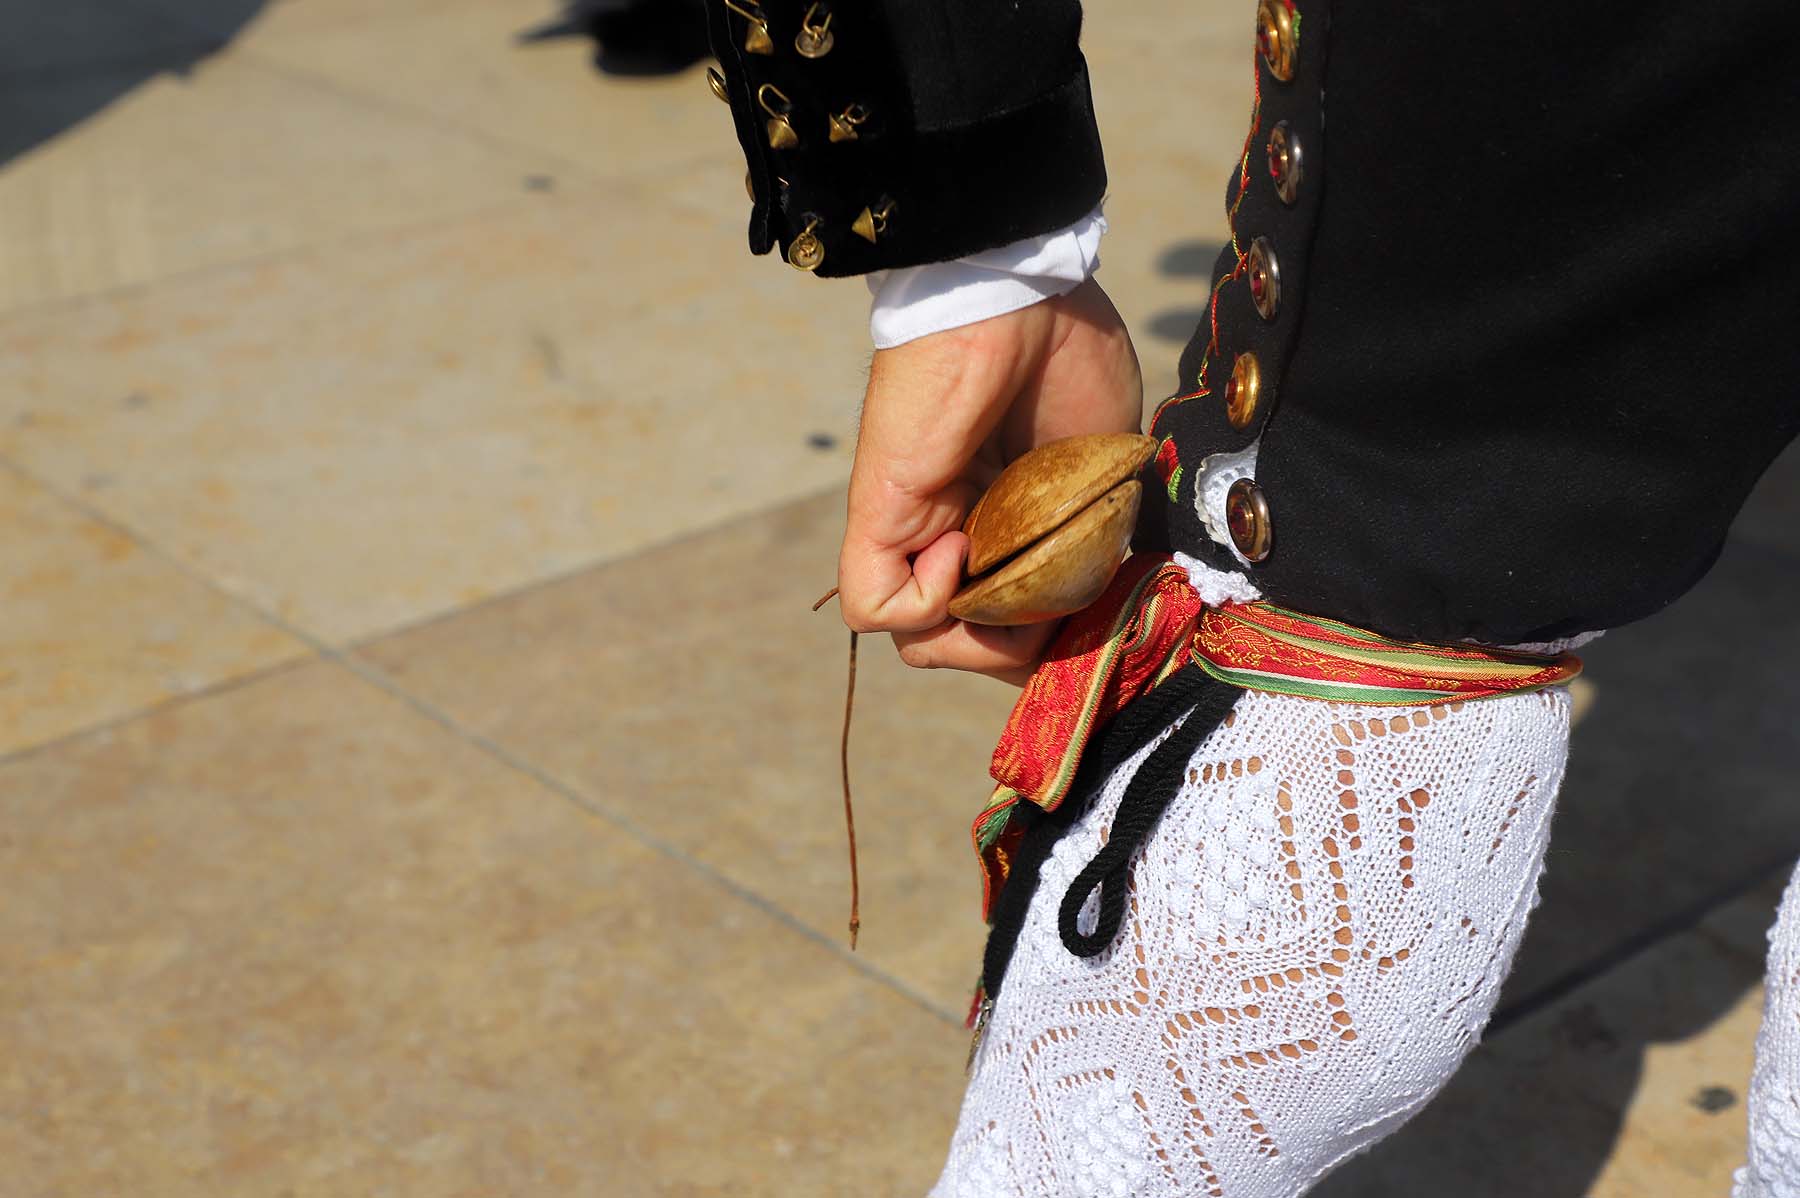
[932,687,1573,1198]
[1737,862,1800,1196]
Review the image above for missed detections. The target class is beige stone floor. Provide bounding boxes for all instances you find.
[3,0,1798,1194]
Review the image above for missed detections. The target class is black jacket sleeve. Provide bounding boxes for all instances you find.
[702,0,1106,277]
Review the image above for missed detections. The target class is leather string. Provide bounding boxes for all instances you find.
[812,587,860,949]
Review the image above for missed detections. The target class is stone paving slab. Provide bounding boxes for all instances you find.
[358,487,1014,1019]
[232,0,738,189]
[0,464,304,756]
[0,658,966,1196]
[0,49,563,316]
[0,182,863,645]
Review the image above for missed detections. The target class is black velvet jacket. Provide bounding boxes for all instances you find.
[704,0,1800,644]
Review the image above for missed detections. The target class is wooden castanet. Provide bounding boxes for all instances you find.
[948,433,1157,626]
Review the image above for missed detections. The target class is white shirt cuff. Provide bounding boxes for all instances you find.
[864,206,1107,349]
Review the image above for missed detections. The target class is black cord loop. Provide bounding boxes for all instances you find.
[979,665,1239,1001]
[1057,670,1240,956]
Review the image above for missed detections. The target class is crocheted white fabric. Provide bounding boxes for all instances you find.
[1193,445,1262,569]
[1735,860,1800,1197]
[1175,552,1264,608]
[932,686,1572,1198]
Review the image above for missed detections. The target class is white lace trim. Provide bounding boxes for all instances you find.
[1193,443,1261,566]
[1498,630,1606,655]
[1174,551,1263,607]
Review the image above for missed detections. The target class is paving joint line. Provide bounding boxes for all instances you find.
[0,457,957,1028]
[340,480,847,655]
[0,649,315,770]
[337,649,965,1028]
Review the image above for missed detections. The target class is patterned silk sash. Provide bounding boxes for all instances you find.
[1192,602,1582,705]
[970,555,1582,922]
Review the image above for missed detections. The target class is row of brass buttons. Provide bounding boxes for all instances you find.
[1225,0,1303,563]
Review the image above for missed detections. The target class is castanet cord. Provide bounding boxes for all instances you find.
[812,586,860,950]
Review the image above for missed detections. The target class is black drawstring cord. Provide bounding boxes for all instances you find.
[979,665,1238,1002]
[1057,669,1240,957]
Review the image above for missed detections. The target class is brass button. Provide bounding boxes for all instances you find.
[1266,120,1302,204]
[1223,351,1262,429]
[1226,477,1273,562]
[1256,0,1298,82]
[1246,237,1280,321]
[706,67,728,104]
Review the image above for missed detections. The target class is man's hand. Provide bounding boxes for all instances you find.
[838,278,1143,684]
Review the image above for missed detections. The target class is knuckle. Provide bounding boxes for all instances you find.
[837,596,881,634]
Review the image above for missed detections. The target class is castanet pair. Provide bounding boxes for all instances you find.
[949,432,1156,627]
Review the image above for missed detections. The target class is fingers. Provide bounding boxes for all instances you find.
[891,619,1061,687]
[836,523,969,634]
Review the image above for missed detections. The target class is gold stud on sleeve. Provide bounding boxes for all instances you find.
[850,197,896,243]
[722,0,775,55]
[757,84,800,150]
[787,218,826,270]
[827,103,869,143]
[795,3,835,57]
[706,67,728,103]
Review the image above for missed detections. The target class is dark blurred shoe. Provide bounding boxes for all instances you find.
[517,0,710,77]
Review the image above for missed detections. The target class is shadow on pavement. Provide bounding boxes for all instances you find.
[0,0,268,168]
